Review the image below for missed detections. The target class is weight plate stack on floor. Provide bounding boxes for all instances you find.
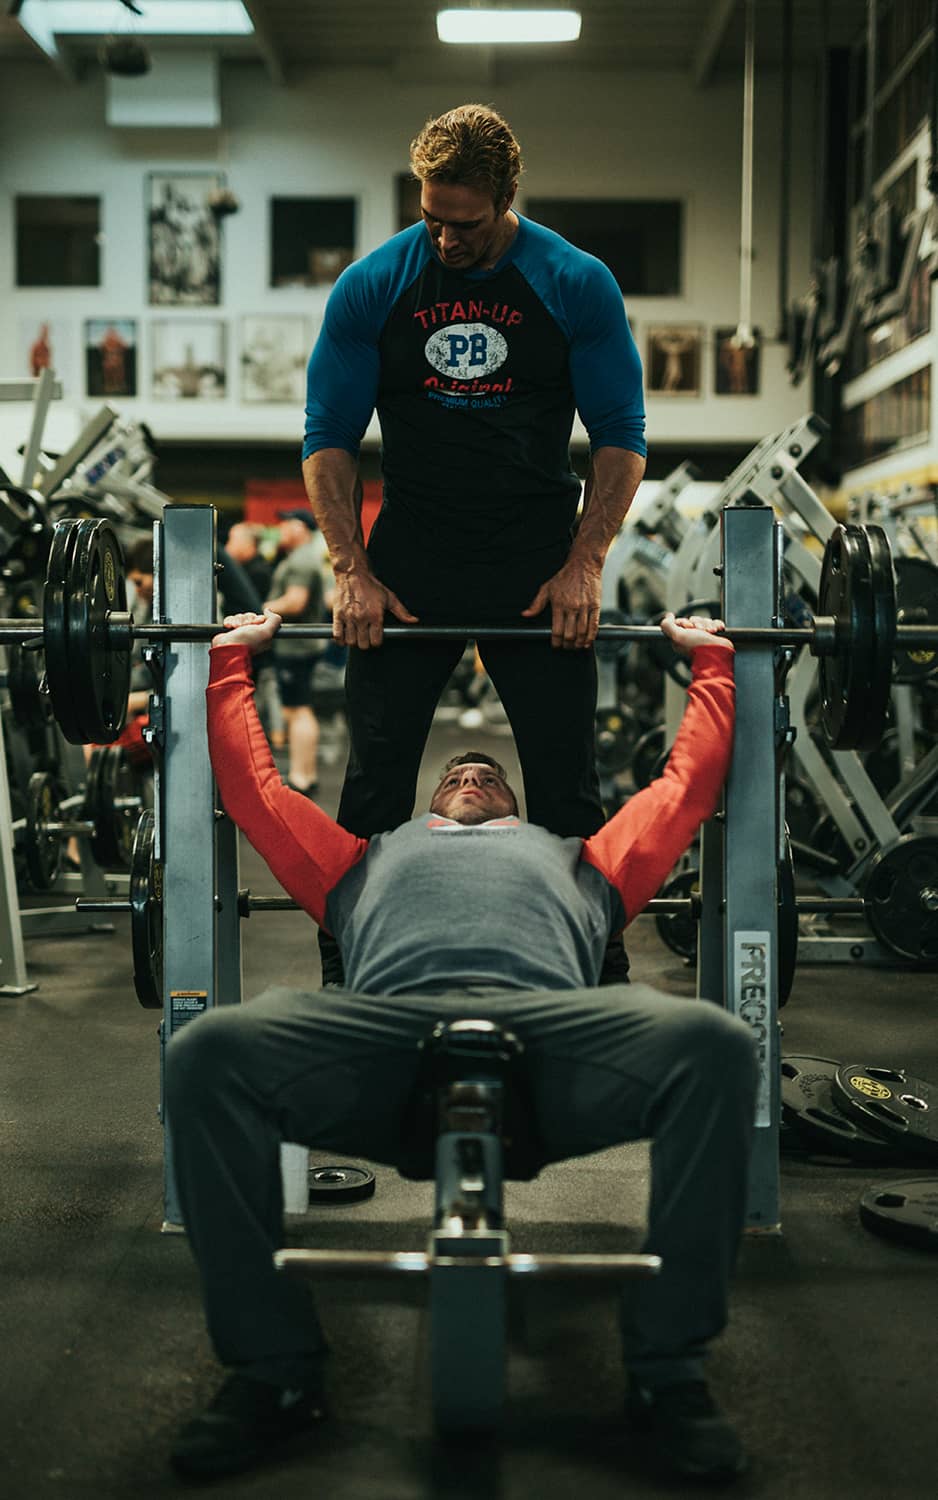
[832,1064,938,1163]
[780,1056,902,1163]
[858,1179,938,1250]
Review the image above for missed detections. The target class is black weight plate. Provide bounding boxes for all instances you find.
[859,1178,938,1251]
[595,705,636,775]
[308,1164,376,1204]
[893,556,938,684]
[833,1063,938,1162]
[780,1056,899,1163]
[863,834,938,965]
[7,641,49,730]
[23,771,61,892]
[66,518,130,745]
[42,520,84,743]
[631,724,666,789]
[89,743,141,872]
[654,867,699,961]
[817,524,877,751]
[131,810,162,1009]
[778,830,798,1007]
[862,525,898,748]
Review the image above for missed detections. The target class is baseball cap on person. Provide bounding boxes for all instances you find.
[277,508,318,529]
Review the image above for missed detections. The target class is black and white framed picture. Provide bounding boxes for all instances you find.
[147,172,223,306]
[714,328,762,395]
[645,324,702,396]
[152,319,226,400]
[269,197,356,287]
[85,319,138,398]
[240,315,311,403]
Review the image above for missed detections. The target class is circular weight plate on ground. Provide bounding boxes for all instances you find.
[780,1056,899,1163]
[817,524,876,751]
[654,867,699,962]
[861,525,898,749]
[859,1178,938,1251]
[42,519,84,743]
[131,810,162,1009]
[595,705,636,775]
[893,556,938,683]
[89,743,141,872]
[308,1165,376,1204]
[23,771,61,892]
[631,724,666,789]
[863,834,938,965]
[66,518,130,745]
[832,1063,938,1162]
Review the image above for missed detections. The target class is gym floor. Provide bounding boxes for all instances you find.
[2,705,937,1500]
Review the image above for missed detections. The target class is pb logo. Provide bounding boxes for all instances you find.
[424,323,508,379]
[849,1074,892,1100]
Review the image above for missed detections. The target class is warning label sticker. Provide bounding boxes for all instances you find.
[170,991,207,1033]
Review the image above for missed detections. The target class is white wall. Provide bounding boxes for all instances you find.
[0,56,819,468]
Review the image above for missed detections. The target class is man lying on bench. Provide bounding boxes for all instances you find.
[165,609,756,1485]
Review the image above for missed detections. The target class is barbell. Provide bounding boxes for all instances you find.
[2,516,937,751]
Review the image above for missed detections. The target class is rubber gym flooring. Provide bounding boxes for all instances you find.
[2,706,937,1500]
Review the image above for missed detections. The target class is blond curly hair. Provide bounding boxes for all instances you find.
[409,104,523,206]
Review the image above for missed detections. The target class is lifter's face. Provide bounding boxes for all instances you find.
[429,762,517,826]
[420,180,516,271]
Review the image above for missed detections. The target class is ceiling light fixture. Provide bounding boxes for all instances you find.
[436,8,582,45]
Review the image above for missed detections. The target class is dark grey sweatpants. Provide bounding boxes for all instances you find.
[164,982,757,1391]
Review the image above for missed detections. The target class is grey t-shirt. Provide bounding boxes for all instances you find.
[269,537,325,659]
[324,814,624,996]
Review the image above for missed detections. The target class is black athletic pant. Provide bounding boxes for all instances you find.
[336,620,605,838]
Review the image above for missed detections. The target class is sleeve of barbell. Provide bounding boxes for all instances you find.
[75,898,132,913]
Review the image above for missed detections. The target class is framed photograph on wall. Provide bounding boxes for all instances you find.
[85,318,138,398]
[152,319,226,400]
[20,317,74,385]
[240,315,311,403]
[269,197,356,287]
[147,172,223,306]
[16,195,101,287]
[645,324,702,396]
[714,327,761,395]
[396,174,422,232]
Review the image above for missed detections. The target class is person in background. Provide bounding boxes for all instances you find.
[263,510,327,796]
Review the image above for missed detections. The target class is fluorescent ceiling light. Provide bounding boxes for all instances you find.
[17,2,254,44]
[437,9,582,44]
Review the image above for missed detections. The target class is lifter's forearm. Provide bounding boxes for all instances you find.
[301,448,370,578]
[572,446,645,566]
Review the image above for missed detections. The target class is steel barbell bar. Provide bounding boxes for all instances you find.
[3,611,938,650]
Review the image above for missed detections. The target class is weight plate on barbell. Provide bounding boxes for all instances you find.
[42,520,84,745]
[863,834,938,965]
[88,743,142,873]
[859,1178,938,1251]
[66,519,131,746]
[863,524,898,746]
[131,809,163,1009]
[833,1064,938,1162]
[817,524,880,751]
[893,556,938,684]
[23,770,61,893]
[308,1164,376,1204]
